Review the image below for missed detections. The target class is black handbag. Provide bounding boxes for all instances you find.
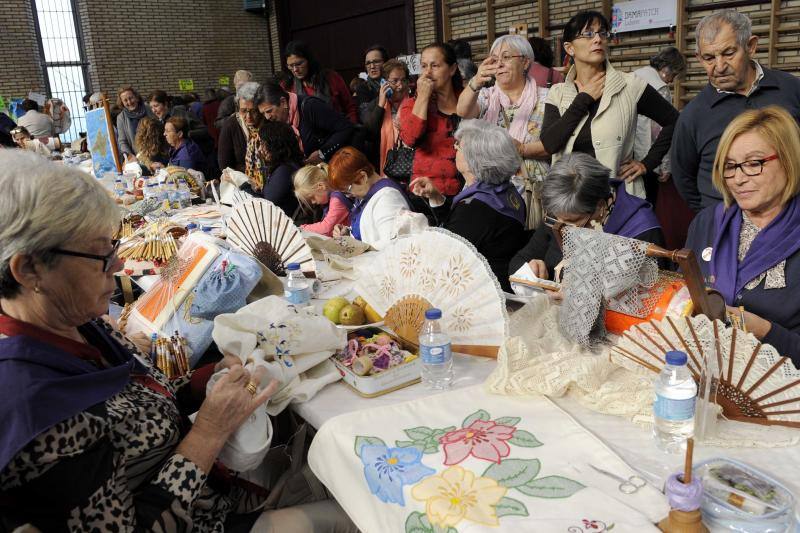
[383,135,415,184]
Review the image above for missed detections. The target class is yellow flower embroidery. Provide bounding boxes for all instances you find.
[411,465,507,528]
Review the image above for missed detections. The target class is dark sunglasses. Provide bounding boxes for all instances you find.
[52,239,121,273]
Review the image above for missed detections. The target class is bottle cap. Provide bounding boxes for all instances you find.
[286,262,301,270]
[186,223,197,230]
[425,308,442,320]
[201,226,212,232]
[665,350,688,366]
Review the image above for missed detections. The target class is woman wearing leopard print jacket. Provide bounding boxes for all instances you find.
[0,151,355,532]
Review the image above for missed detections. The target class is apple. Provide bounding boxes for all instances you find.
[323,297,349,324]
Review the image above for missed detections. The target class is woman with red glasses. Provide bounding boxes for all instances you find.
[687,106,800,367]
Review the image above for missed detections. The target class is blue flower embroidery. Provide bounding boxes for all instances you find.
[359,444,435,505]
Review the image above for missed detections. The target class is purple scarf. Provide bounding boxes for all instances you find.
[711,196,800,305]
[0,322,140,471]
[350,178,406,240]
[604,180,661,239]
[324,191,354,217]
[453,180,526,225]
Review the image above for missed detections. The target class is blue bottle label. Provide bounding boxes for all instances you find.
[285,287,309,305]
[421,343,451,365]
[654,394,696,421]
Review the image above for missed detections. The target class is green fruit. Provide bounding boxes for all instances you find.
[323,297,349,324]
[339,304,366,326]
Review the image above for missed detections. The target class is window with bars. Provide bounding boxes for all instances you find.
[31,0,90,142]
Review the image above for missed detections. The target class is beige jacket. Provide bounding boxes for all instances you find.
[546,61,647,197]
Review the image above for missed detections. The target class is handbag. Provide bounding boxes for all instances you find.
[382,135,415,184]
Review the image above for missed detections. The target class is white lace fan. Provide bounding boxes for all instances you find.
[227,189,252,206]
[226,198,315,277]
[354,228,508,357]
[610,315,800,428]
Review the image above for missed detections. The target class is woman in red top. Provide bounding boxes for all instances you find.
[285,40,358,124]
[399,42,463,197]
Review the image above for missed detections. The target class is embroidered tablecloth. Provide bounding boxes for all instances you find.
[309,385,669,533]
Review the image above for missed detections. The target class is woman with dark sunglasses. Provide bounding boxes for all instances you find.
[510,153,663,280]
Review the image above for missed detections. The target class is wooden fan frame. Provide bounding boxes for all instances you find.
[612,315,800,428]
[384,295,501,358]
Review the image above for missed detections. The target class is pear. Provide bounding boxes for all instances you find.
[339,304,366,326]
[323,297,349,324]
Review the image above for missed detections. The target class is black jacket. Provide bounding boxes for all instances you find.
[217,115,247,173]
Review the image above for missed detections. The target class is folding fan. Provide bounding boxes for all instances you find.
[353,228,508,357]
[227,189,252,206]
[610,315,800,428]
[226,198,315,277]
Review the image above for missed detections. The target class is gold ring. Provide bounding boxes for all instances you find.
[245,381,258,396]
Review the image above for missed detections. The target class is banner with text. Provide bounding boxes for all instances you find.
[611,0,676,33]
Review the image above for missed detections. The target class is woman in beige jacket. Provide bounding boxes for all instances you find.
[540,11,678,198]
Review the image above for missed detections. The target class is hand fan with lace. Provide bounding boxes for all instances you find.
[226,198,315,277]
[610,315,800,428]
[353,228,507,357]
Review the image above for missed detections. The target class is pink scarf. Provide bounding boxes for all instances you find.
[483,76,538,142]
[287,92,303,153]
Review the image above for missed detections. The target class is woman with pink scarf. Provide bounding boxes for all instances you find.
[457,34,551,229]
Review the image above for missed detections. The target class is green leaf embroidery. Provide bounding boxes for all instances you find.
[482,458,541,488]
[404,511,432,533]
[508,429,543,448]
[494,416,521,426]
[515,475,585,498]
[353,436,386,456]
[404,512,456,533]
[404,426,434,441]
[462,409,491,428]
[494,496,529,518]
[423,442,440,454]
[395,440,425,452]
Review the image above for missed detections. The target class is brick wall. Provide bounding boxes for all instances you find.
[77,0,275,97]
[415,0,438,51]
[0,0,46,98]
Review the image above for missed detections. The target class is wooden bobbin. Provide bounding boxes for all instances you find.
[657,509,708,533]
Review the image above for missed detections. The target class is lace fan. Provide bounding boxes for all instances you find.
[610,315,800,428]
[226,198,315,277]
[353,228,508,357]
[227,189,252,206]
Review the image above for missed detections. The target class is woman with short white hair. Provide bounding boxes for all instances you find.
[457,34,552,229]
[411,119,528,290]
[0,151,284,530]
[218,81,263,176]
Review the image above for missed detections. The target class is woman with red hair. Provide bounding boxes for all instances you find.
[328,146,410,249]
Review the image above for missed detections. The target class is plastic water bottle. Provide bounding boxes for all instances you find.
[186,223,198,234]
[285,262,310,306]
[653,350,697,453]
[419,308,453,390]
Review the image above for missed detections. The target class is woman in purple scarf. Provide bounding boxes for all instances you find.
[687,107,800,367]
[411,119,528,291]
[510,152,663,281]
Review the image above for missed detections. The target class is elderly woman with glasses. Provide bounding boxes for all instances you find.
[412,120,528,291]
[687,106,800,367]
[510,152,663,281]
[218,81,262,175]
[361,59,411,173]
[540,11,679,199]
[458,34,552,229]
[327,146,410,250]
[0,151,284,530]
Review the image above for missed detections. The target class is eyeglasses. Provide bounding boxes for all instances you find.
[386,78,407,86]
[52,239,121,273]
[722,154,779,179]
[287,60,306,70]
[492,53,525,64]
[365,59,384,67]
[574,30,611,40]
[543,213,592,229]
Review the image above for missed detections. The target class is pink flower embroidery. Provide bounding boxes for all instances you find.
[439,420,516,465]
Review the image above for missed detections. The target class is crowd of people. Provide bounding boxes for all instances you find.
[1,7,800,532]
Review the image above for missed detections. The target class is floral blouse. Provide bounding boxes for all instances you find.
[739,212,786,291]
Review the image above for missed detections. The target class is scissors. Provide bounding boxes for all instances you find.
[589,464,647,494]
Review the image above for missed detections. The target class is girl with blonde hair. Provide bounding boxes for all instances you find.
[293,163,353,236]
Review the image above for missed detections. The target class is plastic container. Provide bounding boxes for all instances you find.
[693,458,796,533]
[143,184,159,201]
[284,262,310,306]
[653,350,697,453]
[419,308,453,390]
